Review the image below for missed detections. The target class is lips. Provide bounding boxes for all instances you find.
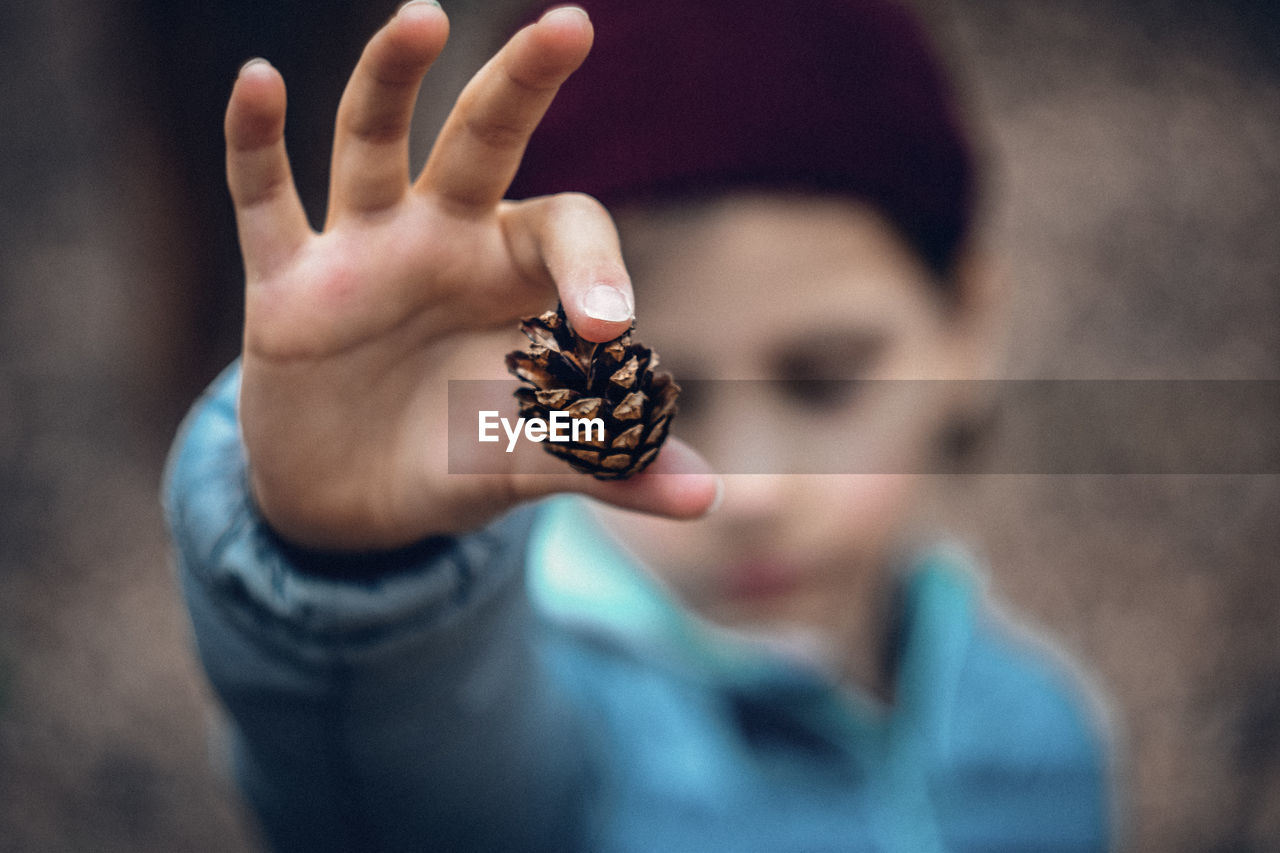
[720,558,807,601]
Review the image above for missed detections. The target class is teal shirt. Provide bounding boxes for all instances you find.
[166,364,1112,851]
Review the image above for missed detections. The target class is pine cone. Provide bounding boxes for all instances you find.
[504,304,679,480]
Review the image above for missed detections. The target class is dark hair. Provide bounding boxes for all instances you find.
[509,0,979,282]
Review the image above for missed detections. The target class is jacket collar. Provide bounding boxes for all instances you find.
[526,496,979,759]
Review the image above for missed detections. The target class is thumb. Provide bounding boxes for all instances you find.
[510,437,722,519]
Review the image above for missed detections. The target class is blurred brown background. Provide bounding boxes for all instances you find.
[0,0,1276,850]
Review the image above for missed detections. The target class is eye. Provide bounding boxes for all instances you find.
[770,331,885,413]
[777,377,862,411]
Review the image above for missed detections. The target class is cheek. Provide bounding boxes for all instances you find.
[603,474,923,568]
[800,474,923,548]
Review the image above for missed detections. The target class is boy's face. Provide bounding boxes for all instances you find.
[592,193,981,655]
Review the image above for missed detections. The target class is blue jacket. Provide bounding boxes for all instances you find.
[165,364,1113,851]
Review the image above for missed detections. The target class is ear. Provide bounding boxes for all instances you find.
[944,242,1008,381]
[938,243,1007,463]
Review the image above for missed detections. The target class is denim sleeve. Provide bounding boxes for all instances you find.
[163,363,593,852]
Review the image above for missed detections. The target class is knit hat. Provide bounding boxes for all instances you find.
[508,0,978,277]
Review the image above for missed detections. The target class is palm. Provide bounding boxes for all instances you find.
[226,4,716,550]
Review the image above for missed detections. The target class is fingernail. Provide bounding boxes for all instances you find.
[540,5,589,24]
[398,0,440,14]
[703,478,725,517]
[238,58,270,78]
[581,284,633,323]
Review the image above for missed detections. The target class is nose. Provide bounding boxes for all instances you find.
[717,474,787,524]
[674,382,789,536]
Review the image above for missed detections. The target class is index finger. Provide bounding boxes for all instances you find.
[415,6,592,212]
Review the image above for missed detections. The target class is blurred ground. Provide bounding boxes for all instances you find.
[0,0,1276,850]
[929,3,1280,848]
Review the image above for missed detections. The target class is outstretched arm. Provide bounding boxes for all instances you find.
[169,4,716,849]
[169,366,591,851]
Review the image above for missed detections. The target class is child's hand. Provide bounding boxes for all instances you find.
[226,3,717,550]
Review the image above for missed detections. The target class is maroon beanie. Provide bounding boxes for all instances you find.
[507,0,978,278]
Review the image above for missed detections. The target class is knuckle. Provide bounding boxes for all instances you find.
[549,191,609,222]
[453,88,534,151]
[230,161,288,209]
[368,54,431,89]
[342,113,410,146]
[504,64,561,96]
[462,114,531,151]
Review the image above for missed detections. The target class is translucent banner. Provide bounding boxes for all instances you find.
[447,380,1280,474]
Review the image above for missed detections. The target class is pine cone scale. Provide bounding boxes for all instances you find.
[504,304,680,480]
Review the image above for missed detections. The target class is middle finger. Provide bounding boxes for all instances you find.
[329,1,449,220]
[415,6,592,213]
